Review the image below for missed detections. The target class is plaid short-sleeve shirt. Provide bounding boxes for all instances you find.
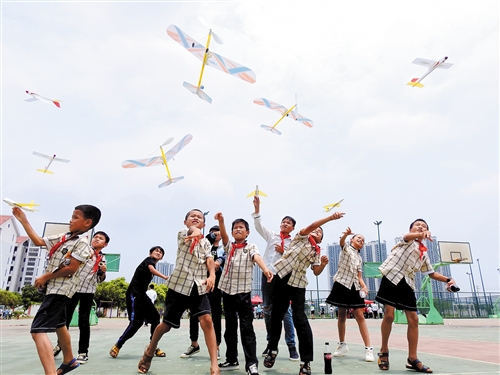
[332,244,363,290]
[218,242,259,295]
[274,233,320,288]
[74,252,106,294]
[43,232,92,297]
[378,238,434,290]
[167,229,213,296]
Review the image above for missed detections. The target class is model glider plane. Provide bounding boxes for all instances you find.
[121,134,193,188]
[407,57,453,88]
[254,97,314,135]
[33,152,70,174]
[25,91,61,108]
[246,185,268,198]
[3,198,40,212]
[167,24,256,104]
[324,199,344,212]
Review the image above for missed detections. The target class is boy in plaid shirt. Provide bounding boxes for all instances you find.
[138,209,219,375]
[263,211,344,375]
[214,212,273,375]
[375,219,456,373]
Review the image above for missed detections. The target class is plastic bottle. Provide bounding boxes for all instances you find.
[324,342,332,374]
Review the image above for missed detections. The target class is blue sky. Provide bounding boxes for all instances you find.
[1,1,498,292]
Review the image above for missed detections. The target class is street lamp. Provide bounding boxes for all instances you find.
[466,272,474,293]
[373,221,382,261]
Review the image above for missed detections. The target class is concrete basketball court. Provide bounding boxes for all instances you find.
[1,317,498,374]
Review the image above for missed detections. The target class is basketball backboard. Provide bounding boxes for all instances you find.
[438,241,473,264]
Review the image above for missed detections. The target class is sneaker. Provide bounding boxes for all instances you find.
[76,353,88,364]
[219,361,239,371]
[365,346,374,362]
[247,363,259,375]
[53,344,62,357]
[333,342,349,357]
[289,346,299,362]
[180,345,200,358]
[299,362,311,375]
[261,347,269,357]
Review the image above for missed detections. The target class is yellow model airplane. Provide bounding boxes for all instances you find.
[323,198,343,212]
[246,185,268,198]
[3,198,40,212]
[33,151,70,174]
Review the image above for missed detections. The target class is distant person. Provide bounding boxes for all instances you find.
[310,305,315,320]
[53,231,109,365]
[252,196,299,361]
[320,307,325,319]
[144,284,158,327]
[110,246,169,358]
[371,302,379,319]
[263,211,344,375]
[12,204,100,375]
[375,219,456,373]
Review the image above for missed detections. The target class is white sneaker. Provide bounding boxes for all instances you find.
[365,347,374,362]
[333,342,349,357]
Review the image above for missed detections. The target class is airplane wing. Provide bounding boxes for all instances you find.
[437,63,453,69]
[323,199,344,212]
[411,58,436,67]
[53,157,70,163]
[121,156,164,168]
[167,25,256,84]
[290,112,314,128]
[33,151,53,160]
[163,134,193,161]
[253,98,290,116]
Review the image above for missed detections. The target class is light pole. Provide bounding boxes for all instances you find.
[466,272,474,293]
[373,221,382,261]
[469,263,480,316]
[477,258,490,314]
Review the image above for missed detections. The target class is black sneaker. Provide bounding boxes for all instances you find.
[53,344,62,357]
[180,345,200,358]
[76,353,88,364]
[289,346,299,361]
[219,361,239,371]
[247,363,259,375]
[299,362,311,375]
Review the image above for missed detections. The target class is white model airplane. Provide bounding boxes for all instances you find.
[25,90,61,108]
[246,185,268,198]
[167,23,256,104]
[254,96,313,135]
[33,151,70,174]
[323,199,343,212]
[121,134,193,188]
[3,198,40,212]
[407,57,453,88]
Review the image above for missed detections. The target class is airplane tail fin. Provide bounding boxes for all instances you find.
[37,169,54,174]
[260,125,282,135]
[52,100,61,108]
[158,176,184,188]
[183,82,212,104]
[407,79,424,88]
[246,190,268,198]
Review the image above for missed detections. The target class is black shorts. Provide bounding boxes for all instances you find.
[375,276,417,311]
[162,286,211,328]
[325,282,365,309]
[31,294,70,333]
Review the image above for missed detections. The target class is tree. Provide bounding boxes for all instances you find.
[0,289,22,309]
[95,277,129,312]
[154,283,169,306]
[20,285,44,311]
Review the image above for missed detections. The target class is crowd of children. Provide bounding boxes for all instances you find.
[11,203,457,375]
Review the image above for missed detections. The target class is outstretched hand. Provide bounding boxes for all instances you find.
[331,212,345,220]
[342,227,353,236]
[253,196,260,212]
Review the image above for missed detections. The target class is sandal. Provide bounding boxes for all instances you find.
[406,358,433,373]
[154,347,166,357]
[138,352,154,374]
[109,345,120,358]
[377,352,389,371]
[263,349,278,368]
[57,358,80,375]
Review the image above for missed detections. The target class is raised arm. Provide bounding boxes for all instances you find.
[299,212,345,236]
[312,255,329,276]
[148,265,169,281]
[339,227,353,248]
[214,212,229,247]
[12,207,45,246]
[403,230,432,242]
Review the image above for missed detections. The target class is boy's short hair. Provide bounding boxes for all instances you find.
[75,204,101,229]
[409,218,429,230]
[93,231,110,243]
[317,226,324,241]
[209,225,220,232]
[149,246,165,257]
[232,218,249,231]
[281,216,296,227]
[185,209,205,222]
[149,284,155,289]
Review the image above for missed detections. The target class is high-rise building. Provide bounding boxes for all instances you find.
[152,261,175,284]
[252,265,262,298]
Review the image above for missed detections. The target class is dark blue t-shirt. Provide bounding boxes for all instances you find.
[127,256,155,295]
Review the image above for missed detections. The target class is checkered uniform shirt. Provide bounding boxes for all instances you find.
[252,213,292,274]
[218,242,259,295]
[167,229,213,296]
[74,251,106,294]
[378,238,434,291]
[43,232,92,297]
[332,244,363,290]
[274,233,320,288]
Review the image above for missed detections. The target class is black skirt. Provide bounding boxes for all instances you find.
[325,282,365,309]
[375,276,417,312]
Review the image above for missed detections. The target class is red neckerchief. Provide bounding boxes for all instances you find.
[308,235,321,255]
[416,240,427,260]
[189,235,203,254]
[225,242,247,275]
[93,252,103,273]
[280,232,290,252]
[48,233,77,259]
